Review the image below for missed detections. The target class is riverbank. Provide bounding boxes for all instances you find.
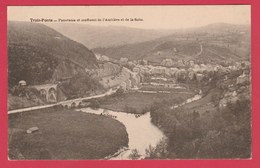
[149,88,251,159]
[78,108,165,159]
[8,107,128,160]
[99,92,193,114]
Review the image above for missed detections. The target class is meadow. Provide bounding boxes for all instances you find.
[8,106,128,160]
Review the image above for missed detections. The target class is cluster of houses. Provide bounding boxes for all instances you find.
[95,53,251,92]
[216,63,251,109]
[236,70,251,85]
[161,58,190,67]
[219,91,239,109]
[219,76,251,110]
[98,66,141,92]
[131,63,210,82]
[132,59,250,82]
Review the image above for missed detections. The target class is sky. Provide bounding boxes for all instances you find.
[8,5,251,30]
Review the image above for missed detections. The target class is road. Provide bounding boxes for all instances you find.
[195,43,203,56]
[8,88,117,114]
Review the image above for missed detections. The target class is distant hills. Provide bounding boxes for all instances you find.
[8,21,251,88]
[172,23,250,34]
[8,21,98,87]
[94,23,251,64]
[47,23,173,49]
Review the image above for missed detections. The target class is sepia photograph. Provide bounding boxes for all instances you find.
[7,5,251,160]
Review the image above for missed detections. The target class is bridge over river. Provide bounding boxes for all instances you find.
[8,88,117,114]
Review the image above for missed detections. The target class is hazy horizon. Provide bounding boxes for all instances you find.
[8,20,251,32]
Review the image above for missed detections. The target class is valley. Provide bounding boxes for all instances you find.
[8,20,251,160]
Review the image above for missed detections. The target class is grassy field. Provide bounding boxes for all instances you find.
[100,92,193,114]
[139,85,188,92]
[8,107,128,160]
[8,94,44,111]
[180,89,219,114]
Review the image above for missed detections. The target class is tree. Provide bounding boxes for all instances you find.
[128,149,141,160]
[115,87,124,95]
[145,138,169,159]
[89,99,100,109]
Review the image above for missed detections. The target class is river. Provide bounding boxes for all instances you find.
[76,91,202,160]
[76,108,165,160]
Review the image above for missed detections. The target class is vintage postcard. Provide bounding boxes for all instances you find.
[6,5,251,160]
[1,1,260,167]
[7,5,251,160]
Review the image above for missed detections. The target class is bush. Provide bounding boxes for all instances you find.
[115,87,125,96]
[128,149,141,160]
[145,138,169,159]
[60,74,104,98]
[89,99,100,109]
[124,105,137,113]
[211,93,221,106]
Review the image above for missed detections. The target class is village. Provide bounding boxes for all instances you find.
[8,51,251,112]
[95,53,251,94]
[7,5,252,160]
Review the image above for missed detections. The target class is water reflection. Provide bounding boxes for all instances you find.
[77,108,165,159]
